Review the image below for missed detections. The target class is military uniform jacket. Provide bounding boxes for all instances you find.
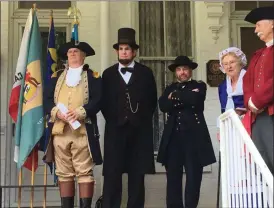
[156,80,216,167]
[101,61,157,175]
[42,66,103,165]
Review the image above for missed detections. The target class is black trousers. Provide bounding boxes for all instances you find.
[165,132,203,208]
[102,173,145,208]
[102,123,145,208]
[252,112,274,173]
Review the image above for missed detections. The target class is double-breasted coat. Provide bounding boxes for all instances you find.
[101,61,157,175]
[156,80,216,167]
[42,66,103,166]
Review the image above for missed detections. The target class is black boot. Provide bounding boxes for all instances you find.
[80,198,92,208]
[61,197,74,208]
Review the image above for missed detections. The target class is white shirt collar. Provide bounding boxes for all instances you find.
[266,39,273,47]
[66,64,84,87]
[118,61,135,71]
[68,64,84,71]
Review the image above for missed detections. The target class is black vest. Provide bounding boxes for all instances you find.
[117,75,140,126]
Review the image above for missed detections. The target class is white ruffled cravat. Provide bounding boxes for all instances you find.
[225,69,246,111]
[66,65,84,87]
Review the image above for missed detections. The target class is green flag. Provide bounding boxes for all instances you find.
[14,9,44,170]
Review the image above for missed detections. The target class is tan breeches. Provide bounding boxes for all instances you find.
[53,126,94,183]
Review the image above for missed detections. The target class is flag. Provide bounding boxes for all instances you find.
[39,12,58,183]
[8,9,33,123]
[13,8,44,171]
[45,13,57,83]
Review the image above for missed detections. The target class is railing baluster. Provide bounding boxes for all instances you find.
[218,109,273,208]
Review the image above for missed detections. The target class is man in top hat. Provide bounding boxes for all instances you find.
[157,56,216,208]
[101,27,157,208]
[243,6,274,173]
[43,40,103,208]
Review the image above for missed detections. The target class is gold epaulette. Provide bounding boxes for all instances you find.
[92,70,100,78]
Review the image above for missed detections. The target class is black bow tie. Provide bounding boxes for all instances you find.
[121,67,134,74]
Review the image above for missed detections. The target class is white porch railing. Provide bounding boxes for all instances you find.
[219,109,273,208]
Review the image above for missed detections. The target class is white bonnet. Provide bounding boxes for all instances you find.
[219,47,247,73]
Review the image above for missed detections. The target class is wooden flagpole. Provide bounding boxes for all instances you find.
[18,169,22,208]
[30,150,35,208]
[43,164,47,208]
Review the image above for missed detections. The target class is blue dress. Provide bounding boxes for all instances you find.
[218,79,245,113]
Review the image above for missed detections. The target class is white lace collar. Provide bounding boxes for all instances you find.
[66,64,84,87]
[266,39,273,47]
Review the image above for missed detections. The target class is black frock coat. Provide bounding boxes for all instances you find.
[156,80,216,167]
[101,61,157,175]
[42,66,103,166]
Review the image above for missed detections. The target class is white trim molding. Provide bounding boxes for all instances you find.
[204,2,225,42]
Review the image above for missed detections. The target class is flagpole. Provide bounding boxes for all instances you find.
[43,164,47,208]
[18,169,22,208]
[30,150,35,208]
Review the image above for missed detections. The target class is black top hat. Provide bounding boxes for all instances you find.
[245,6,274,24]
[168,56,198,72]
[113,28,139,50]
[58,41,95,60]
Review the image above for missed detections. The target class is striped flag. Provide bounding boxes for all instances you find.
[12,8,44,171]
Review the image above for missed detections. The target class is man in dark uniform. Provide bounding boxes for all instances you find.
[243,6,274,173]
[101,27,157,208]
[157,56,216,208]
[43,40,103,208]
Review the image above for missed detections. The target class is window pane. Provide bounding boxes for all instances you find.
[165,1,192,56]
[259,1,274,7]
[19,1,71,9]
[139,1,164,56]
[235,1,257,10]
[240,27,265,65]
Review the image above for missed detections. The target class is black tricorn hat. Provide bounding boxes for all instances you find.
[245,6,274,24]
[58,41,95,60]
[113,28,139,50]
[168,56,198,72]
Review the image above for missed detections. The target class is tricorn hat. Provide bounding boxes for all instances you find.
[168,56,198,72]
[113,28,139,50]
[245,6,274,24]
[58,41,95,60]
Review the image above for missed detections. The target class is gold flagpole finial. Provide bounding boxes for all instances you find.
[67,6,81,25]
[33,3,37,10]
[50,9,53,16]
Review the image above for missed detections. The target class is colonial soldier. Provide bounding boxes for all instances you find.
[157,56,216,208]
[243,6,274,173]
[101,28,157,208]
[43,40,103,208]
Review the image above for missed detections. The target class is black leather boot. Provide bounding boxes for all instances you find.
[61,196,74,208]
[79,182,94,208]
[80,198,92,208]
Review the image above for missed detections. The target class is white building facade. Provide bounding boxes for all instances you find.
[1,1,272,207]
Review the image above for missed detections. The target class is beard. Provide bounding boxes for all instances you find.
[118,57,134,65]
